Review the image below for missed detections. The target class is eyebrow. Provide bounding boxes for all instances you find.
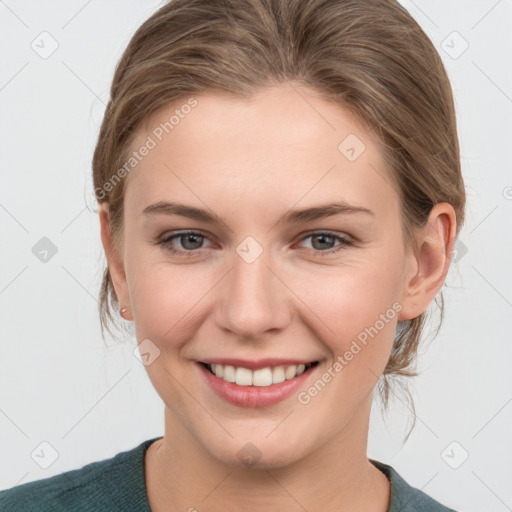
[143,200,374,225]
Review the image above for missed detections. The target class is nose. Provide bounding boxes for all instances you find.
[215,244,291,340]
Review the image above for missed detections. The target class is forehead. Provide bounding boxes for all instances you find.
[124,84,398,218]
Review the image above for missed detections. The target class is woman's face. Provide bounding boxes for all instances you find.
[104,84,420,468]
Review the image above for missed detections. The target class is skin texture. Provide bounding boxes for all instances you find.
[99,83,456,511]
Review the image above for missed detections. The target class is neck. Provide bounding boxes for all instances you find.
[145,398,390,512]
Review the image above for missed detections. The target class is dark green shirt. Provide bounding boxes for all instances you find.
[1,437,457,511]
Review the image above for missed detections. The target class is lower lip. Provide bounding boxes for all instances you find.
[198,363,316,408]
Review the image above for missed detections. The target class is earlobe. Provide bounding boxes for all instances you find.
[98,203,132,320]
[397,203,457,322]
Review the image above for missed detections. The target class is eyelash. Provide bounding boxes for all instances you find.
[157,230,353,257]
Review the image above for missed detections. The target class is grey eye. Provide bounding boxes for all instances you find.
[177,233,204,250]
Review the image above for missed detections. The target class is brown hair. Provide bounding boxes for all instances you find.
[92,0,466,430]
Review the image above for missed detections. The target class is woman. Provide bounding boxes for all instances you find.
[1,0,465,510]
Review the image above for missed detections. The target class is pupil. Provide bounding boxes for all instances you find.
[313,234,334,250]
[182,234,202,250]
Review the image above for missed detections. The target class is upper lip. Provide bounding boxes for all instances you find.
[199,358,319,370]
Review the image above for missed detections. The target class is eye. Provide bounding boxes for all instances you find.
[297,231,353,255]
[158,230,212,256]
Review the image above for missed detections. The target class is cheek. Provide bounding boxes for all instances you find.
[307,260,402,334]
[293,269,401,420]
[292,256,402,377]
[126,250,214,344]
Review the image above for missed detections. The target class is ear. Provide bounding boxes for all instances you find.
[398,203,457,322]
[98,203,133,321]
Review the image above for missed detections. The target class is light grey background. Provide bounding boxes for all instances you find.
[1,1,511,510]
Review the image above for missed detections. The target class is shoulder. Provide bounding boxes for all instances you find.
[370,460,458,512]
[0,438,160,512]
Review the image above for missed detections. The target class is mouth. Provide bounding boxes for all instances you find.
[198,361,320,387]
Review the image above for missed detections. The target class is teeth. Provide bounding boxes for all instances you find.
[222,365,235,382]
[206,362,314,386]
[235,367,253,386]
[253,368,273,386]
[272,366,285,384]
[285,365,297,380]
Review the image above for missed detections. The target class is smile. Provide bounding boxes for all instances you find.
[201,361,319,386]
[197,360,321,407]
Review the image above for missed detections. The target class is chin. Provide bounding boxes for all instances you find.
[204,432,312,470]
